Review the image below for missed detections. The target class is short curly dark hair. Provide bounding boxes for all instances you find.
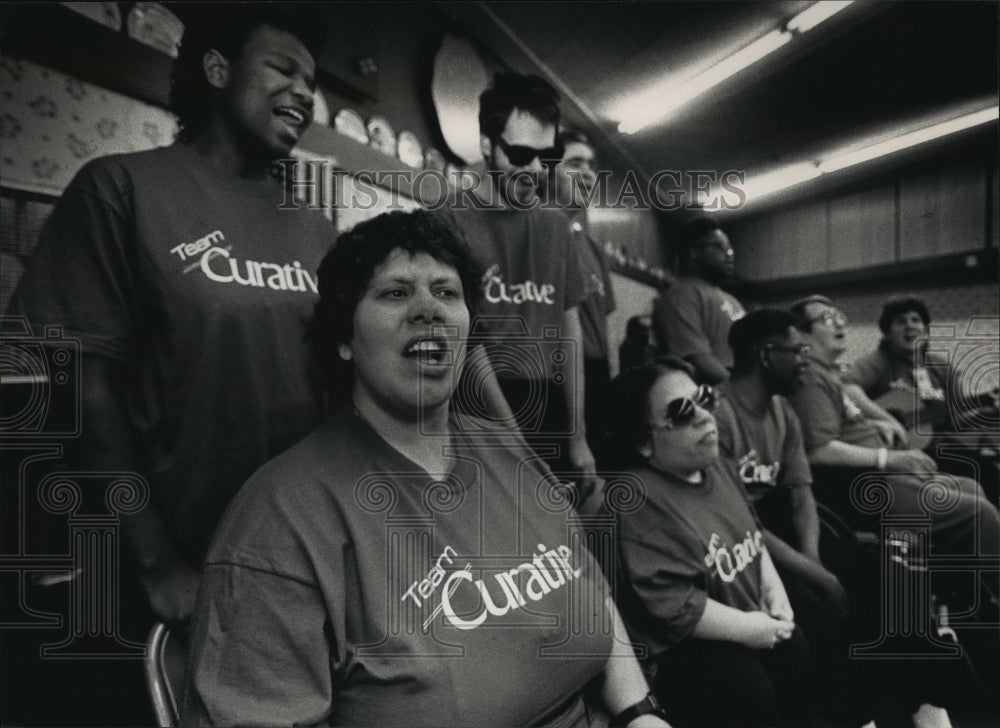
[309,210,484,409]
[171,3,327,141]
[878,296,930,335]
[728,308,798,377]
[607,356,695,467]
[478,71,561,141]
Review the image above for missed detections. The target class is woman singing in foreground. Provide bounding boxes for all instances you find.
[181,210,670,728]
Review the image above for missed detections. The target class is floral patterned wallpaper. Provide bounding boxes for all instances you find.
[0,55,176,195]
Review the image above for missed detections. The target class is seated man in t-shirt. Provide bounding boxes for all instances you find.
[787,296,999,610]
[715,310,847,614]
[844,295,999,502]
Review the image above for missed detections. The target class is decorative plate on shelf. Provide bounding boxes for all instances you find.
[312,90,330,127]
[423,148,447,173]
[126,3,184,58]
[334,109,369,144]
[397,131,423,169]
[60,2,121,31]
[367,115,396,157]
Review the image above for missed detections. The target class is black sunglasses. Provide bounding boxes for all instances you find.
[493,136,564,167]
[651,385,717,431]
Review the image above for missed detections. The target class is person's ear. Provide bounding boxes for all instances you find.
[203,49,230,90]
[338,343,352,361]
[480,134,492,161]
[638,440,653,459]
[758,347,771,369]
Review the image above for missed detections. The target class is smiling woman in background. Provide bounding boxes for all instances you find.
[181,210,671,728]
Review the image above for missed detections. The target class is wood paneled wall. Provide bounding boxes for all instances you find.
[729,159,993,281]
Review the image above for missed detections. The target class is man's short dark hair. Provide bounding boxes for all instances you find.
[790,294,835,333]
[729,309,798,377]
[608,356,694,466]
[556,128,592,150]
[878,295,930,335]
[478,72,561,141]
[309,210,483,409]
[172,3,327,141]
[675,216,722,271]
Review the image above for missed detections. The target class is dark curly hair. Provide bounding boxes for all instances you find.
[728,308,798,377]
[478,71,561,141]
[607,356,695,467]
[878,295,930,335]
[309,210,484,409]
[171,3,327,141]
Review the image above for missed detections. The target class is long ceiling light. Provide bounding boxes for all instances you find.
[617,1,854,134]
[728,106,1000,204]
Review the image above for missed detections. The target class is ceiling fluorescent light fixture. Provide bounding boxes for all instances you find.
[733,105,1000,203]
[817,106,1000,173]
[617,1,854,134]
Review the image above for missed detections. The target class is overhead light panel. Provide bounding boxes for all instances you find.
[817,107,1000,173]
[725,105,1000,204]
[617,1,855,134]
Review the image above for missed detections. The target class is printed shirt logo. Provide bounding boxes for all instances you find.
[843,391,865,422]
[704,530,763,583]
[170,229,318,293]
[401,543,582,631]
[721,298,745,322]
[483,264,556,306]
[889,368,945,402]
[737,448,781,488]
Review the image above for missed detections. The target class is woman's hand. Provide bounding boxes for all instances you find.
[741,611,795,650]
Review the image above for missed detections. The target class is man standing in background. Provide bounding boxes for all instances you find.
[543,128,616,468]
[653,217,745,384]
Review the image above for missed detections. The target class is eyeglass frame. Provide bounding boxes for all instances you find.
[649,384,717,432]
[807,309,848,328]
[492,135,564,167]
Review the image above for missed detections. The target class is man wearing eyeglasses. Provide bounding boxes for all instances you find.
[714,309,847,610]
[653,217,745,385]
[787,296,999,613]
[443,72,599,503]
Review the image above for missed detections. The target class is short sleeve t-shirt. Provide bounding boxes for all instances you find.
[444,205,587,380]
[617,459,764,656]
[182,412,613,727]
[844,342,952,430]
[788,357,884,452]
[714,386,813,502]
[652,276,745,369]
[10,144,332,564]
[567,216,616,361]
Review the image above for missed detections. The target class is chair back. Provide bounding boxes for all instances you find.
[144,622,187,727]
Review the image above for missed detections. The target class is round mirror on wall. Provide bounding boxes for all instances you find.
[431,35,491,166]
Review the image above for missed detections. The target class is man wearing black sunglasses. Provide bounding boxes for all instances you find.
[444,72,600,504]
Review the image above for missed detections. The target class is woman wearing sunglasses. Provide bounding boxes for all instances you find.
[610,358,813,728]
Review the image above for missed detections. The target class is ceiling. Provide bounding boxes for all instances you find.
[455,1,998,218]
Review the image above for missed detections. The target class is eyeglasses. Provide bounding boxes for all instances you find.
[763,343,811,360]
[650,385,717,431]
[493,136,564,167]
[807,310,848,328]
